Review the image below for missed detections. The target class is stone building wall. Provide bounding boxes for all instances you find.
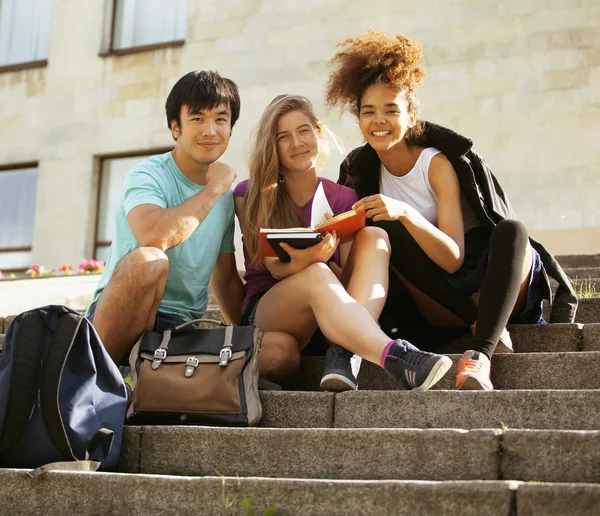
[0,0,598,270]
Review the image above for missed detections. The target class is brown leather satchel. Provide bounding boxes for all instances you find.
[126,319,263,426]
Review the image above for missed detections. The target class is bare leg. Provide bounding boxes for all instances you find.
[93,247,169,363]
[341,226,391,320]
[254,263,391,366]
[259,331,301,382]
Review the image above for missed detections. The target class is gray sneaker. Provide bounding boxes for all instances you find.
[383,339,452,391]
[320,344,362,392]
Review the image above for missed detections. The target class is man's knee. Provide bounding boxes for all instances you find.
[260,332,301,381]
[114,246,169,282]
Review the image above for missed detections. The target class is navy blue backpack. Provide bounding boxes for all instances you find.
[0,305,127,473]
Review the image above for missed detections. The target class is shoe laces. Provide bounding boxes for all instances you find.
[459,358,484,375]
[330,346,352,370]
[394,341,432,369]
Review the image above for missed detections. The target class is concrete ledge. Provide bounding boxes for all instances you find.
[564,267,600,280]
[502,430,600,483]
[0,471,517,516]
[582,323,600,351]
[517,483,600,516]
[288,352,600,391]
[438,323,582,354]
[574,298,600,324]
[117,426,141,474]
[258,391,334,428]
[135,427,501,480]
[334,390,600,430]
[557,254,600,269]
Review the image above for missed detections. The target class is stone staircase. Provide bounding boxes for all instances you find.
[1,255,600,515]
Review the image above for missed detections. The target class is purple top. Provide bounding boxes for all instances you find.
[233,177,359,312]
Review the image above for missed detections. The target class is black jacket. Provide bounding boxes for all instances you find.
[337,121,577,323]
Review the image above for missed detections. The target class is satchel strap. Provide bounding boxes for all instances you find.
[219,325,234,367]
[151,330,171,370]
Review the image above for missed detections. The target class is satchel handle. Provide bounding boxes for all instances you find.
[173,318,228,331]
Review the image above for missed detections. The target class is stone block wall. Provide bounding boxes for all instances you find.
[0,0,598,269]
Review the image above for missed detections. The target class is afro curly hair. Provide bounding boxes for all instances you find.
[326,30,426,140]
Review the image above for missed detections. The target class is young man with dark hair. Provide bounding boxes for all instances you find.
[87,70,244,365]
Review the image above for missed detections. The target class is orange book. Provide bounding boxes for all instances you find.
[259,209,367,258]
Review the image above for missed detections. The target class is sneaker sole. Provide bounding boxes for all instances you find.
[320,373,357,392]
[412,356,453,392]
[457,376,493,391]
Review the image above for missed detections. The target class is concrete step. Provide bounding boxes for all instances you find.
[331,390,600,430]
[543,297,599,323]
[551,277,600,295]
[564,267,600,281]
[5,471,599,516]
[557,254,600,269]
[1,321,598,355]
[258,390,600,430]
[285,352,600,391]
[116,426,600,484]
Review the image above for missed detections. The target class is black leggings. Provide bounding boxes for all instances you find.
[376,219,529,359]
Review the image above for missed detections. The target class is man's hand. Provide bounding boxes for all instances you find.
[206,161,237,196]
[353,194,412,222]
[279,231,339,267]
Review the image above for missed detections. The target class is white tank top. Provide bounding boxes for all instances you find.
[379,147,480,232]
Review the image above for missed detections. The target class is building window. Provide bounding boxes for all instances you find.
[111,0,187,52]
[95,154,155,262]
[0,0,53,68]
[0,165,38,270]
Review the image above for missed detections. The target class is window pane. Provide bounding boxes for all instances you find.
[0,0,53,66]
[0,250,33,270]
[0,168,38,249]
[96,155,153,245]
[113,0,187,50]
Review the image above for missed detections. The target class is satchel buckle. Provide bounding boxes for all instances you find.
[152,348,167,369]
[219,348,232,367]
[185,356,199,378]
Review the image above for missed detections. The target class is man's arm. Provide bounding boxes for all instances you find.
[128,162,236,251]
[210,253,244,325]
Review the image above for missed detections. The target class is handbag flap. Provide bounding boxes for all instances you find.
[139,325,255,356]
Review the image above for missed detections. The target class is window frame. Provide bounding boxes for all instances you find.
[0,161,39,272]
[100,0,186,57]
[93,148,173,260]
[0,0,52,74]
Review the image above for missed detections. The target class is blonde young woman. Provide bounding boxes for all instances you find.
[233,94,452,391]
[326,31,577,390]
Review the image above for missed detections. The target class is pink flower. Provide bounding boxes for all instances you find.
[78,259,105,273]
[26,264,45,277]
[0,270,4,280]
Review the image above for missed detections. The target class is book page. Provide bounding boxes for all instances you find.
[310,182,333,229]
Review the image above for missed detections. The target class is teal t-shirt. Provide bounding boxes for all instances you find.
[90,152,235,322]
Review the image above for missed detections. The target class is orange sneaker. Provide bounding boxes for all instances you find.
[470,324,514,354]
[456,350,494,390]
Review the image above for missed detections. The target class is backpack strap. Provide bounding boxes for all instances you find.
[39,312,83,461]
[0,311,47,456]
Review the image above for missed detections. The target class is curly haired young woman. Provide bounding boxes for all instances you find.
[326,31,577,390]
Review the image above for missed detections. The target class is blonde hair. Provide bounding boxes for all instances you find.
[242,95,329,268]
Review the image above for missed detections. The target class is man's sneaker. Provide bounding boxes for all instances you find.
[470,323,514,354]
[320,344,361,392]
[456,350,494,390]
[383,340,452,391]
